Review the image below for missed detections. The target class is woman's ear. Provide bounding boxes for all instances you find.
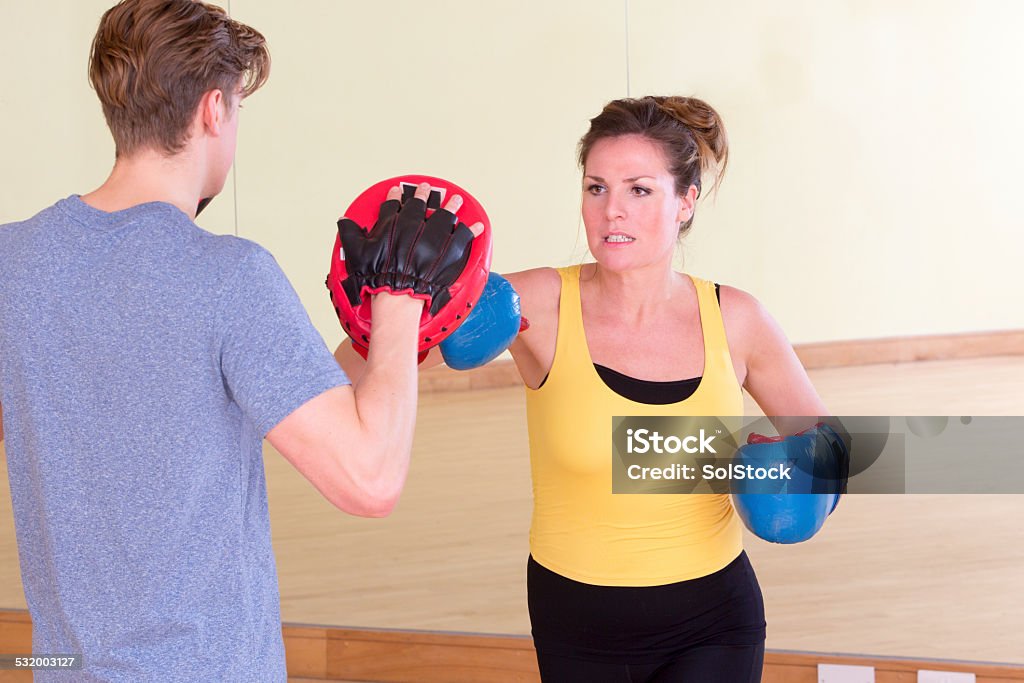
[677,183,699,224]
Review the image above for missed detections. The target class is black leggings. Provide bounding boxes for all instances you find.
[535,644,764,682]
[528,553,766,683]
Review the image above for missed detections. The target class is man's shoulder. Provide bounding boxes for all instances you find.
[196,235,294,312]
[189,234,283,287]
[0,201,69,259]
[191,230,267,262]
[0,200,66,231]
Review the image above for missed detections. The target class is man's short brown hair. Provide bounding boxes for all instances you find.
[89,0,270,157]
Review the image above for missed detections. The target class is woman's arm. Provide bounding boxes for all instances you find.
[503,267,561,389]
[721,285,828,435]
[335,266,561,387]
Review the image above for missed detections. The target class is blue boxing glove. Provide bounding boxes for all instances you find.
[731,423,849,544]
[439,272,525,370]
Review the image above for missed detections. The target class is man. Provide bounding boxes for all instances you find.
[0,0,473,679]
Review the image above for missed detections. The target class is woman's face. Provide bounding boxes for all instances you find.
[581,134,693,273]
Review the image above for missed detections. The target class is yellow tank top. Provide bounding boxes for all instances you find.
[526,265,745,586]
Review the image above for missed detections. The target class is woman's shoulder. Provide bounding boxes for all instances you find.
[715,283,789,354]
[715,282,768,325]
[502,267,564,388]
[503,267,563,301]
[502,267,564,333]
[716,283,761,315]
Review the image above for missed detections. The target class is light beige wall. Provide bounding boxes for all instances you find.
[0,0,237,234]
[2,2,1021,347]
[628,0,1024,343]
[0,1,114,217]
[227,0,625,348]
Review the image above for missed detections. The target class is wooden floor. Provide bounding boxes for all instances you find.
[1,356,1023,666]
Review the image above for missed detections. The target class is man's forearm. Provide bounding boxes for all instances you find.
[346,294,422,494]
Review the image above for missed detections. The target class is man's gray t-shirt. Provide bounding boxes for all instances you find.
[0,196,349,681]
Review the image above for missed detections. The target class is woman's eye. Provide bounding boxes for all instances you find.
[586,184,606,194]
[631,185,651,196]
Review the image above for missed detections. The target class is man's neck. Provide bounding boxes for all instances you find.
[81,147,206,219]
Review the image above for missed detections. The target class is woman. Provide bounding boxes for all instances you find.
[499,96,828,682]
[336,95,829,681]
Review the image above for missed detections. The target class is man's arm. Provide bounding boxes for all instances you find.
[267,181,482,517]
[266,181,458,517]
[267,295,422,518]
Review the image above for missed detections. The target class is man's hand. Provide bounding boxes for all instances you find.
[338,182,483,315]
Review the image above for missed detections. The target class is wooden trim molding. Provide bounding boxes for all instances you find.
[283,624,537,682]
[419,358,522,394]
[761,651,1024,683]
[792,330,1024,370]
[419,330,1024,393]
[2,610,1023,682]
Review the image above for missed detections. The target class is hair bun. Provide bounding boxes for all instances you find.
[650,96,728,193]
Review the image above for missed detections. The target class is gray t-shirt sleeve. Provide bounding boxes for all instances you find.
[217,245,349,437]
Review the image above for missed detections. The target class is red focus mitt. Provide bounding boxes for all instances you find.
[326,175,492,360]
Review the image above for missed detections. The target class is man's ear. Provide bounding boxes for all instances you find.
[199,88,226,136]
